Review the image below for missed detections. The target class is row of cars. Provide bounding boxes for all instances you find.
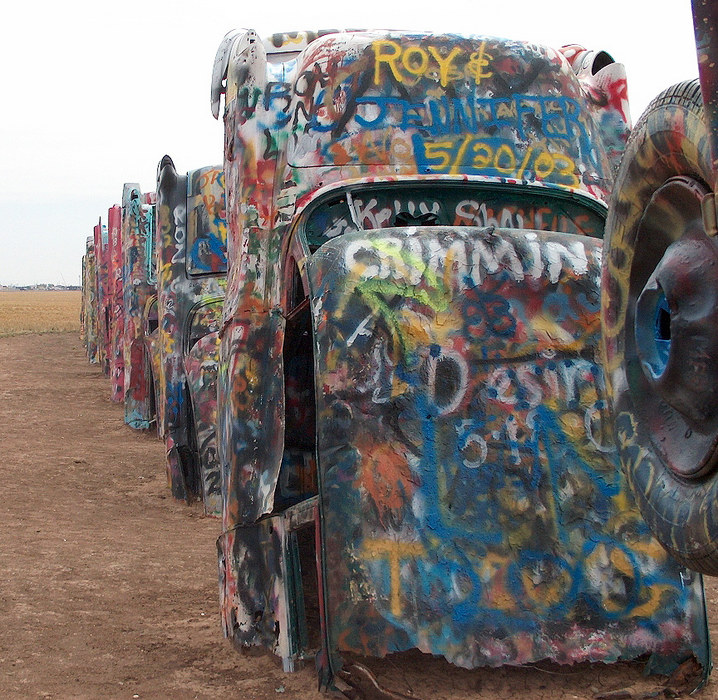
[81,17,717,693]
[81,159,227,516]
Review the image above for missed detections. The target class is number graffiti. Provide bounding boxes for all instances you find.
[414,135,580,186]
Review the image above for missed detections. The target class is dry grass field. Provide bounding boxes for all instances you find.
[0,289,81,337]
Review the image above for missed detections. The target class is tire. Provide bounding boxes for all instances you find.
[601,79,718,574]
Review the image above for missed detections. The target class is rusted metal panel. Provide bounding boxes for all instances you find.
[185,308,223,516]
[121,185,157,430]
[311,224,708,671]
[219,308,286,523]
[218,517,293,662]
[155,156,227,507]
[143,296,162,438]
[217,497,319,671]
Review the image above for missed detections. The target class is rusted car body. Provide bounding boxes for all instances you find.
[92,218,110,375]
[600,0,718,578]
[212,29,710,685]
[154,155,227,515]
[81,236,99,363]
[121,184,157,430]
[107,205,125,402]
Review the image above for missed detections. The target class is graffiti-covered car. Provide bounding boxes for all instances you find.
[212,29,710,687]
[92,217,110,375]
[154,155,228,515]
[600,1,718,575]
[107,204,125,403]
[121,184,157,430]
[81,236,99,363]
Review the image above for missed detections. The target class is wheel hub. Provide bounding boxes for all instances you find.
[632,177,718,479]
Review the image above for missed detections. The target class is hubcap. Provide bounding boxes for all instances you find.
[630,177,718,479]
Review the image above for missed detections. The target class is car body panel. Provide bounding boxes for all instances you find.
[311,225,708,670]
[185,311,224,516]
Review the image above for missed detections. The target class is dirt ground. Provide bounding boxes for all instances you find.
[2,331,718,700]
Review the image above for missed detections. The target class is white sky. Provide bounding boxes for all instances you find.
[0,0,699,286]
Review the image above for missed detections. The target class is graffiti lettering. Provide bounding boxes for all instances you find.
[363,538,425,616]
[454,200,596,236]
[414,135,580,186]
[170,203,187,265]
[264,82,292,127]
[466,43,493,85]
[373,40,462,88]
[352,94,588,146]
[352,196,440,230]
[427,350,469,415]
[344,232,589,288]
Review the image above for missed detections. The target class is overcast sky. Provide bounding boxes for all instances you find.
[0,0,699,286]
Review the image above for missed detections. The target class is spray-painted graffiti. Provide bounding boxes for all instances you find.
[93,219,110,375]
[185,318,223,516]
[122,184,157,430]
[108,205,125,402]
[208,28,706,687]
[311,225,706,668]
[155,156,227,514]
[303,183,604,251]
[81,237,99,363]
[219,32,629,226]
[143,296,162,439]
[559,44,632,170]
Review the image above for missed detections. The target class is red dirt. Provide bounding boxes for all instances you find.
[1,332,716,699]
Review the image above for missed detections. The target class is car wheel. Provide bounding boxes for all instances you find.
[602,79,718,574]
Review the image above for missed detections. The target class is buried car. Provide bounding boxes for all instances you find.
[81,236,99,364]
[121,183,157,430]
[107,204,126,403]
[93,217,111,375]
[211,28,711,687]
[153,155,228,515]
